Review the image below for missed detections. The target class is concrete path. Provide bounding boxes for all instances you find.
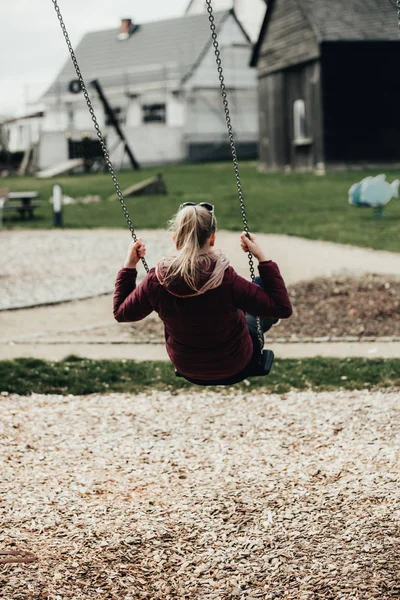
[1,341,400,361]
[2,229,400,310]
[1,230,399,361]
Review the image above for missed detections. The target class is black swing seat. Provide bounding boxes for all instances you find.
[253,349,275,377]
[175,350,274,386]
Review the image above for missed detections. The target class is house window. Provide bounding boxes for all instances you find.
[293,99,307,141]
[68,138,103,161]
[142,104,166,124]
[105,107,123,126]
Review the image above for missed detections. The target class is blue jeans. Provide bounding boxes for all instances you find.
[246,276,278,352]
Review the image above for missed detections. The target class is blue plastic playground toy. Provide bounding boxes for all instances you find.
[348,174,399,217]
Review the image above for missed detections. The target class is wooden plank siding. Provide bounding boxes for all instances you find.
[258,61,324,171]
[253,0,400,171]
[257,0,320,76]
[258,72,288,169]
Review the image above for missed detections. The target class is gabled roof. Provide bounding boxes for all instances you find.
[2,111,44,125]
[299,0,400,41]
[251,0,400,66]
[44,11,235,98]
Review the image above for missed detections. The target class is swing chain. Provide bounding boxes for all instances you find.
[205,0,264,350]
[51,0,149,274]
[397,0,400,34]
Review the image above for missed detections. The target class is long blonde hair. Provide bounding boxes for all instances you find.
[160,205,217,292]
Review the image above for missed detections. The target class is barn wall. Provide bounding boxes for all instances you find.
[321,41,400,164]
[284,61,323,171]
[257,0,319,76]
[258,72,287,169]
[258,61,324,171]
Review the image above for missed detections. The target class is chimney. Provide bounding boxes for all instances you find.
[117,18,133,41]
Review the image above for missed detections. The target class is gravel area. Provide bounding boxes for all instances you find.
[1,389,399,599]
[0,230,173,310]
[2,230,400,311]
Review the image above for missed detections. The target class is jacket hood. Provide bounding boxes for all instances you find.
[155,251,230,298]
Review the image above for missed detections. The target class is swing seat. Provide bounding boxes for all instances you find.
[175,350,274,386]
[252,349,275,377]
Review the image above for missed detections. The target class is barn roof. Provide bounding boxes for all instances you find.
[251,0,400,66]
[299,0,400,41]
[43,10,238,98]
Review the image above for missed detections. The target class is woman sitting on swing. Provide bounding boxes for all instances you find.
[113,203,292,386]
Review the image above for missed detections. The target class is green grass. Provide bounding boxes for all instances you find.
[0,357,399,395]
[3,162,400,252]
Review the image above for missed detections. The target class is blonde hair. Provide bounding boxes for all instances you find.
[161,205,217,292]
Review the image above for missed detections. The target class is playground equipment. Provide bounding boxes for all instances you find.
[90,79,140,171]
[108,174,167,201]
[348,174,399,218]
[37,158,84,179]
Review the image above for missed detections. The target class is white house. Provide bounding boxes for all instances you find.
[37,9,262,170]
[186,0,267,42]
[1,112,43,154]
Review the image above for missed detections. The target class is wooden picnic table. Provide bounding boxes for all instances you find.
[3,191,44,220]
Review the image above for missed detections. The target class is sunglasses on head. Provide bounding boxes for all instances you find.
[180,202,214,214]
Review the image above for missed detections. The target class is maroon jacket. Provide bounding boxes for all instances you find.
[113,260,292,380]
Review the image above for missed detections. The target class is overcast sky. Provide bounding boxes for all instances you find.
[0,0,188,117]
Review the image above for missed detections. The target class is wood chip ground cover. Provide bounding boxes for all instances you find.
[121,275,400,343]
[1,389,399,599]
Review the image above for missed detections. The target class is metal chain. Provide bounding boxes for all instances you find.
[51,0,149,273]
[205,0,264,350]
[52,0,265,346]
[397,0,400,34]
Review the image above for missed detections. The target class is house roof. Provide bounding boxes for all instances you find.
[1,111,45,125]
[44,10,233,98]
[251,0,400,66]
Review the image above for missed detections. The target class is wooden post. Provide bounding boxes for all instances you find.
[374,206,384,219]
[0,199,5,230]
[53,184,63,227]
[0,188,8,230]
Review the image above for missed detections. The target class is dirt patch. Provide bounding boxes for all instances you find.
[276,273,400,339]
[124,274,400,343]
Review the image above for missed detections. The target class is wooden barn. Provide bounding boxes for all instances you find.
[251,0,400,172]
